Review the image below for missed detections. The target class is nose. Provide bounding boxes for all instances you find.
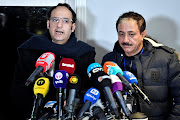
[57,20,63,28]
[124,34,129,43]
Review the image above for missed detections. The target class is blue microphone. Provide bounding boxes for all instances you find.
[77,87,100,118]
[123,71,151,105]
[53,70,68,119]
[53,70,68,88]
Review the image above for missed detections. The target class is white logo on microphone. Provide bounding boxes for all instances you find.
[55,72,63,84]
[86,93,97,100]
[62,63,74,68]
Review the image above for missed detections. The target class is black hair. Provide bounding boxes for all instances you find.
[46,3,76,23]
[116,11,146,33]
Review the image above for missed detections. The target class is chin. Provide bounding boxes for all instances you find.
[123,48,132,52]
[54,36,64,41]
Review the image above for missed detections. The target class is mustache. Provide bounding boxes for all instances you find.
[122,42,133,46]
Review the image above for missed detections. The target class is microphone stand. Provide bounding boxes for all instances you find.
[29,94,43,120]
[57,88,63,120]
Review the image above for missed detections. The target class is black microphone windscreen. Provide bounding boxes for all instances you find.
[67,74,81,92]
[89,70,111,92]
[92,106,107,120]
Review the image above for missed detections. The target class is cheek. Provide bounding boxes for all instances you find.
[118,39,124,49]
[118,36,124,43]
[133,36,143,45]
[49,27,54,35]
[66,26,73,34]
[118,38,123,45]
[132,39,141,49]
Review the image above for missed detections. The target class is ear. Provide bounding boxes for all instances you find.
[71,23,76,32]
[141,30,147,38]
[47,20,50,29]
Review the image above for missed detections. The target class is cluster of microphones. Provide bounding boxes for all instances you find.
[25,52,151,120]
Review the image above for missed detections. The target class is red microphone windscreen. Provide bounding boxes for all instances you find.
[59,58,75,75]
[35,52,55,73]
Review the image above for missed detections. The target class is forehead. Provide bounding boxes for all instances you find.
[51,6,72,18]
[118,18,139,32]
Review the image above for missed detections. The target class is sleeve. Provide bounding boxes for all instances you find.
[12,50,40,119]
[168,52,180,119]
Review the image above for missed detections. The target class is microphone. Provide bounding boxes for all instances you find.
[87,63,119,118]
[46,60,55,78]
[77,87,100,118]
[59,58,75,75]
[123,71,151,105]
[110,75,132,119]
[38,101,57,120]
[92,106,107,120]
[59,58,76,116]
[66,74,81,119]
[30,77,50,120]
[110,75,123,93]
[25,52,55,86]
[53,70,68,119]
[59,58,75,102]
[89,99,107,120]
[103,61,134,93]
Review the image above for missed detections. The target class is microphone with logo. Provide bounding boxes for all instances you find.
[59,58,75,75]
[29,77,50,120]
[110,75,132,119]
[59,58,76,111]
[25,52,55,86]
[87,63,119,118]
[53,70,68,120]
[103,61,134,93]
[77,87,100,119]
[123,71,151,105]
[66,74,81,119]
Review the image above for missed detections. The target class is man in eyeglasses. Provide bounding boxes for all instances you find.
[12,3,95,120]
[47,4,76,45]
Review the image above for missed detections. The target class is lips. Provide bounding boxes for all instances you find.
[55,30,64,35]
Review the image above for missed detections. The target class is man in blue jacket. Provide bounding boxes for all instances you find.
[12,3,95,120]
[102,11,180,120]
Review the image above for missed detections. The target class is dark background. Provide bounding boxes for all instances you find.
[0,6,50,119]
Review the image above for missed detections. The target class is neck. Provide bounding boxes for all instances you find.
[52,40,67,45]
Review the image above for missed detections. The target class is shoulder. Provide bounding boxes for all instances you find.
[154,44,176,59]
[102,51,117,65]
[18,34,49,52]
[144,37,175,55]
[77,40,95,50]
[76,40,95,55]
[103,51,116,59]
[144,37,179,62]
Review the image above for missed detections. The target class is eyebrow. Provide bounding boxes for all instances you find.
[51,17,70,19]
[118,31,135,33]
[62,17,70,19]
[118,31,124,33]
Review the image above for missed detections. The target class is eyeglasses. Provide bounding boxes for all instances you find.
[49,17,73,24]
